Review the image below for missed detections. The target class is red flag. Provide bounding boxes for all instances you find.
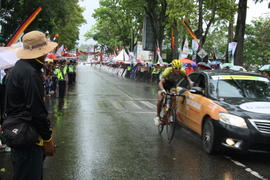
[171,29,175,49]
[6,7,42,46]
[181,19,198,41]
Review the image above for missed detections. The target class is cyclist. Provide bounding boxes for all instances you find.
[154,59,192,125]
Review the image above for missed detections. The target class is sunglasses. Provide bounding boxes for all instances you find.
[174,67,181,70]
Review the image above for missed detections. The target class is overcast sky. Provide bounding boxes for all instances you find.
[78,0,100,45]
[78,0,270,45]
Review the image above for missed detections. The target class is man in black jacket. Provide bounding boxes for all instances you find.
[3,31,57,180]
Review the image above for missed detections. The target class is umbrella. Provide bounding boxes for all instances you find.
[259,64,270,72]
[136,59,143,64]
[180,58,196,65]
[197,62,211,70]
[209,60,221,66]
[0,47,19,70]
[221,63,233,69]
[230,65,247,72]
[183,63,197,68]
[47,53,58,60]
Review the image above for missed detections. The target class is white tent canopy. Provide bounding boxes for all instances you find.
[113,49,130,63]
[0,47,20,70]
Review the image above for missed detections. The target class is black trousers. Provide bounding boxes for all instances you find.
[72,72,76,83]
[51,77,57,91]
[68,73,73,85]
[58,80,66,98]
[11,145,44,180]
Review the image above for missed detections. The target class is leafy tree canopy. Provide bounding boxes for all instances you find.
[244,17,270,66]
[86,0,144,51]
[0,0,85,49]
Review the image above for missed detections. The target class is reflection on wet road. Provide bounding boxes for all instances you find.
[1,64,270,180]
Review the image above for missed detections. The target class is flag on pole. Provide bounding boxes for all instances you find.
[181,19,198,42]
[6,7,42,47]
[56,45,64,57]
[171,29,175,50]
[156,42,163,64]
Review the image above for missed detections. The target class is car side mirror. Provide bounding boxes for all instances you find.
[189,86,204,95]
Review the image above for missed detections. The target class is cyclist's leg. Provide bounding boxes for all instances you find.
[169,88,177,110]
[156,91,164,118]
[156,80,168,118]
[154,90,165,126]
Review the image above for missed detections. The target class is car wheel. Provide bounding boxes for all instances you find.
[202,119,217,154]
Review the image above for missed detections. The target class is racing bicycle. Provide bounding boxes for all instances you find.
[158,91,184,143]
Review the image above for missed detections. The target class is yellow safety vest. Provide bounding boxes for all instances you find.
[68,65,74,73]
[56,68,64,80]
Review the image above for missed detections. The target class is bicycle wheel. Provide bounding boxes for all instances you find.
[158,97,167,134]
[158,123,164,135]
[165,108,176,143]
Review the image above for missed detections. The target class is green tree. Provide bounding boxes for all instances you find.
[0,0,85,49]
[166,0,196,59]
[194,0,236,48]
[144,0,167,52]
[244,17,270,67]
[233,0,269,66]
[165,0,235,60]
[203,24,228,58]
[233,0,247,66]
[86,0,144,52]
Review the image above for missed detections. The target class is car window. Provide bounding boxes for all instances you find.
[178,78,190,89]
[189,73,199,82]
[210,80,243,98]
[209,76,270,100]
[194,74,206,89]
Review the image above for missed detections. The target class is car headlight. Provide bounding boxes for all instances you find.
[219,113,247,128]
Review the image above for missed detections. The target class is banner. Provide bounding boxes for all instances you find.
[192,39,199,52]
[228,42,237,55]
[228,42,237,64]
[179,38,189,59]
[156,42,163,64]
[6,7,42,47]
[56,45,64,57]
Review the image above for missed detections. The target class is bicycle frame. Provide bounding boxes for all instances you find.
[161,94,173,125]
[158,90,186,143]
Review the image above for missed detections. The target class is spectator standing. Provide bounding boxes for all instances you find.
[151,64,161,83]
[3,31,56,180]
[0,68,10,151]
[185,63,194,75]
[55,62,66,98]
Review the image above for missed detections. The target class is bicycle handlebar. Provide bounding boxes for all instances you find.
[164,92,186,104]
[165,92,185,97]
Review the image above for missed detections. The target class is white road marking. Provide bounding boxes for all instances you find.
[140,101,156,109]
[132,99,157,101]
[111,101,124,110]
[81,111,155,114]
[225,156,268,180]
[129,111,155,114]
[127,101,142,110]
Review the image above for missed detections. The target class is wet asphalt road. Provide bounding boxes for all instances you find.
[1,64,270,180]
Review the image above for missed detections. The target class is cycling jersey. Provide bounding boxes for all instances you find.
[160,67,186,90]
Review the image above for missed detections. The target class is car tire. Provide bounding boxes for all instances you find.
[202,118,217,154]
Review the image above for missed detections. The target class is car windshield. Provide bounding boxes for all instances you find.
[209,75,270,100]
